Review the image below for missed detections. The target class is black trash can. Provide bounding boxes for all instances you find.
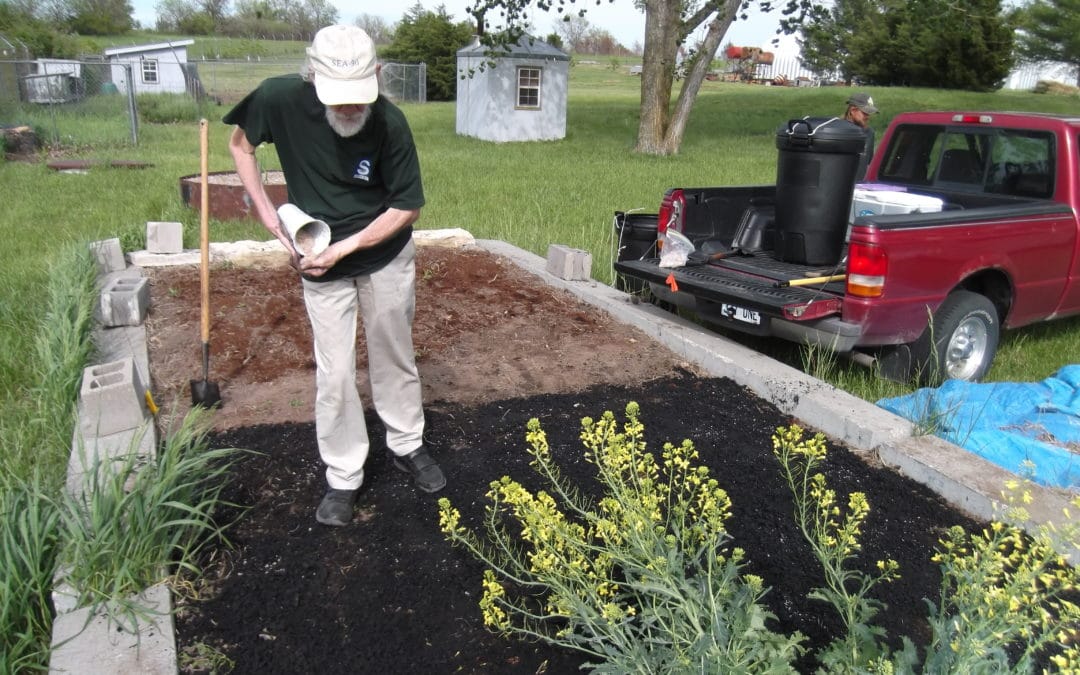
[613,211,658,293]
[774,117,865,265]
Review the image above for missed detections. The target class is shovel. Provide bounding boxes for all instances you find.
[190,119,222,408]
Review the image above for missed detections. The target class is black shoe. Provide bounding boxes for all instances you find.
[316,488,359,526]
[392,446,446,493]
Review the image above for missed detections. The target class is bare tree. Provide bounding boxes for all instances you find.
[355,12,395,44]
[553,13,591,52]
[197,0,230,22]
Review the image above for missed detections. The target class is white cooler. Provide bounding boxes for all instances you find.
[850,189,944,221]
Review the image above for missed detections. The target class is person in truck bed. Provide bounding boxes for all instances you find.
[844,92,880,180]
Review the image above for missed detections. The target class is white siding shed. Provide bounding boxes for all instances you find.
[456,36,569,142]
[103,40,194,96]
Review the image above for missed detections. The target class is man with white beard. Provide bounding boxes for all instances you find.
[224,24,445,527]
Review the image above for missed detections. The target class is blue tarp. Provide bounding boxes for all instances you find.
[877,365,1080,490]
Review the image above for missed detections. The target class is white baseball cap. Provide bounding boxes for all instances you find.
[306,25,378,105]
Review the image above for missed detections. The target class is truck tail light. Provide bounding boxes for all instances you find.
[847,242,886,297]
[657,190,685,251]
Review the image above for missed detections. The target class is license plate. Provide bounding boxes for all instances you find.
[721,304,761,325]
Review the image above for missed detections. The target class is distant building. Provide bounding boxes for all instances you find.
[103,39,195,96]
[21,58,82,103]
[455,35,570,142]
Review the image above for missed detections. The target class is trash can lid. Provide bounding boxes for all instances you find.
[775,116,866,153]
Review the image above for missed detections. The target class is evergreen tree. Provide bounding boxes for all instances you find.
[380,4,474,101]
[799,0,1014,90]
[1016,0,1080,86]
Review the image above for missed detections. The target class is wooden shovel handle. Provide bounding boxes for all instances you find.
[199,119,210,343]
[774,274,847,288]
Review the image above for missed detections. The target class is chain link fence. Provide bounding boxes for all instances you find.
[0,57,427,149]
[0,59,138,146]
[191,58,426,105]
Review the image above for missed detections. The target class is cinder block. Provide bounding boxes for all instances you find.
[89,238,125,274]
[50,581,176,675]
[67,422,158,502]
[145,221,183,254]
[98,276,150,327]
[545,244,593,281]
[79,358,147,437]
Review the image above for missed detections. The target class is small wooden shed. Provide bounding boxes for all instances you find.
[455,35,569,142]
[103,39,194,96]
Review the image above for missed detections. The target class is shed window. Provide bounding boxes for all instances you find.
[141,58,159,84]
[516,67,541,109]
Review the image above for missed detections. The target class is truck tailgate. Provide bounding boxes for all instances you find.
[614,252,847,312]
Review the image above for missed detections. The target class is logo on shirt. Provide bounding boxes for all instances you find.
[353,158,372,182]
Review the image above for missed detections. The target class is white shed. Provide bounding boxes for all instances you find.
[103,39,194,96]
[456,35,569,142]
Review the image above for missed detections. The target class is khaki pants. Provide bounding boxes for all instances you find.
[301,241,424,490]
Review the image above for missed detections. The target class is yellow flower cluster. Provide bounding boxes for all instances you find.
[436,497,462,535]
[480,569,509,630]
[772,423,827,462]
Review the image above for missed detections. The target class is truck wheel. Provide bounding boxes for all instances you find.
[910,290,999,385]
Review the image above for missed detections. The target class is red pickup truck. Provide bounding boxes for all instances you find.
[613,111,1080,384]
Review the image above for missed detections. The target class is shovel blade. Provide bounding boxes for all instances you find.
[190,378,222,408]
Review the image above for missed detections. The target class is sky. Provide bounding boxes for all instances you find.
[129,0,793,53]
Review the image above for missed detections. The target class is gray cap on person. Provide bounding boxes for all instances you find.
[846,92,879,114]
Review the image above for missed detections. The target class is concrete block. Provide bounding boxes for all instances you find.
[145,221,183,254]
[67,422,158,501]
[545,244,593,281]
[89,238,125,274]
[49,582,177,675]
[79,358,147,437]
[98,276,150,327]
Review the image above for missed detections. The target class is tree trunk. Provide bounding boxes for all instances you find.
[635,0,681,154]
[662,10,735,154]
[635,0,740,156]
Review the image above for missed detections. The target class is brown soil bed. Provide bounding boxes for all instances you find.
[144,245,987,673]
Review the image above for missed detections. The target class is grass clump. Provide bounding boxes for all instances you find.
[57,409,245,624]
[0,243,97,670]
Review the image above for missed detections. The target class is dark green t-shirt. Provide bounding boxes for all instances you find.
[223,74,425,280]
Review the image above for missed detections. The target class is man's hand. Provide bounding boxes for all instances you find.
[287,247,302,272]
[298,242,344,278]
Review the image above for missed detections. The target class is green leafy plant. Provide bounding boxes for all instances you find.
[438,403,804,673]
[179,640,236,673]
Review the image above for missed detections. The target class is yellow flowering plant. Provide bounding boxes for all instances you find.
[438,403,804,673]
[773,424,1080,675]
[772,424,902,670]
[920,482,1080,674]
